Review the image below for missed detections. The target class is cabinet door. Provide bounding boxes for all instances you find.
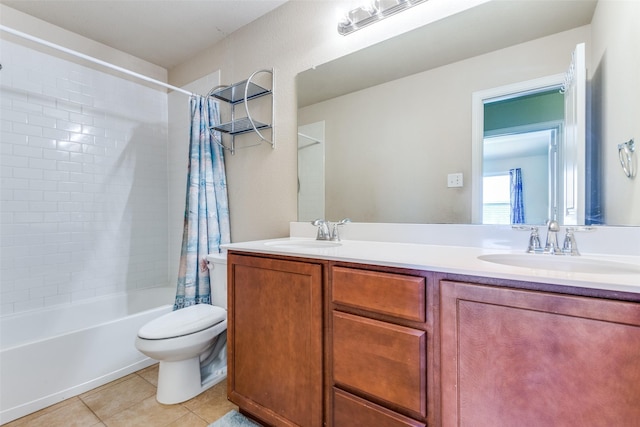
[441,280,640,426]
[228,254,324,427]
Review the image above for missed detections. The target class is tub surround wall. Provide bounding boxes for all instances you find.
[0,39,169,315]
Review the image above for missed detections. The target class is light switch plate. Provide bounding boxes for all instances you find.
[447,173,463,188]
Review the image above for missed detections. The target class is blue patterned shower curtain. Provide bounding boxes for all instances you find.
[174,96,230,310]
[510,168,525,224]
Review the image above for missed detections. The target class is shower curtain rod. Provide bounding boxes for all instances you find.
[0,25,196,97]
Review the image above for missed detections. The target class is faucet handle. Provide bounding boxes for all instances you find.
[567,226,596,233]
[330,218,351,241]
[337,218,351,226]
[527,226,542,253]
[513,225,543,253]
[562,226,595,256]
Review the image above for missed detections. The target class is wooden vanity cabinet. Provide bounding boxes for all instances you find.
[228,249,640,427]
[329,265,434,427]
[227,252,325,427]
[440,280,640,426]
[228,254,435,427]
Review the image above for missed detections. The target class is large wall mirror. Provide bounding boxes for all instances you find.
[297,0,639,226]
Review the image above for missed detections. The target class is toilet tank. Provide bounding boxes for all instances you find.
[206,252,228,310]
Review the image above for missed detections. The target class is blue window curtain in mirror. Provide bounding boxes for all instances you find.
[510,168,525,224]
[174,96,230,310]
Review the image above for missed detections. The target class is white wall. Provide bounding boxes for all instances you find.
[591,0,640,226]
[169,0,491,241]
[0,40,169,314]
[170,0,639,238]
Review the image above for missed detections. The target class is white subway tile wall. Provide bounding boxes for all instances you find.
[0,40,169,315]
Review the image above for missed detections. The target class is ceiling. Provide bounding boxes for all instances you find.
[0,0,288,69]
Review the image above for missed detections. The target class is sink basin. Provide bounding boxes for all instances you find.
[264,240,342,250]
[478,253,640,275]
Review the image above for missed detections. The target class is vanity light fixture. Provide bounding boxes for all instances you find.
[338,0,427,36]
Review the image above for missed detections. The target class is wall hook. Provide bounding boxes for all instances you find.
[618,139,636,179]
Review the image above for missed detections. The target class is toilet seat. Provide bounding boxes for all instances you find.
[138,304,226,340]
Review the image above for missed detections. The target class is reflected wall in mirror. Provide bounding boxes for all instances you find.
[297,0,639,226]
[297,121,325,221]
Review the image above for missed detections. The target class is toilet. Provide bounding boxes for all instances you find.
[135,253,228,404]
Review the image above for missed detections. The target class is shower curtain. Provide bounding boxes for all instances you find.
[174,95,230,310]
[510,168,525,224]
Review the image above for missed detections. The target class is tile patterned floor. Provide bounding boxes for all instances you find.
[4,364,238,427]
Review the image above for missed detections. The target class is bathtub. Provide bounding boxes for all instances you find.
[0,286,175,424]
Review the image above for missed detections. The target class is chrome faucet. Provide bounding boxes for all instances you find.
[544,219,561,254]
[311,219,330,240]
[516,221,594,256]
[311,218,351,241]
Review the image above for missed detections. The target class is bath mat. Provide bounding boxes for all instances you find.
[210,410,262,427]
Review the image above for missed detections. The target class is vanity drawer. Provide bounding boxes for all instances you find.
[332,266,426,322]
[333,388,426,427]
[332,311,427,418]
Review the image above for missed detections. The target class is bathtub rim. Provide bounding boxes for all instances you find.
[0,287,174,424]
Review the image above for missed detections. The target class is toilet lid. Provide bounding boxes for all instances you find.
[138,304,226,340]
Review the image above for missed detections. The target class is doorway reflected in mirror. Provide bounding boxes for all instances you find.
[482,88,563,225]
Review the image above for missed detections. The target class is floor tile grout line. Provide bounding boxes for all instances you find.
[135,372,155,387]
[78,397,104,424]
[78,373,158,424]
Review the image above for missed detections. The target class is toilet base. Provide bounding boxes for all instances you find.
[156,357,226,404]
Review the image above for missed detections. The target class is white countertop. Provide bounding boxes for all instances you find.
[222,237,640,296]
